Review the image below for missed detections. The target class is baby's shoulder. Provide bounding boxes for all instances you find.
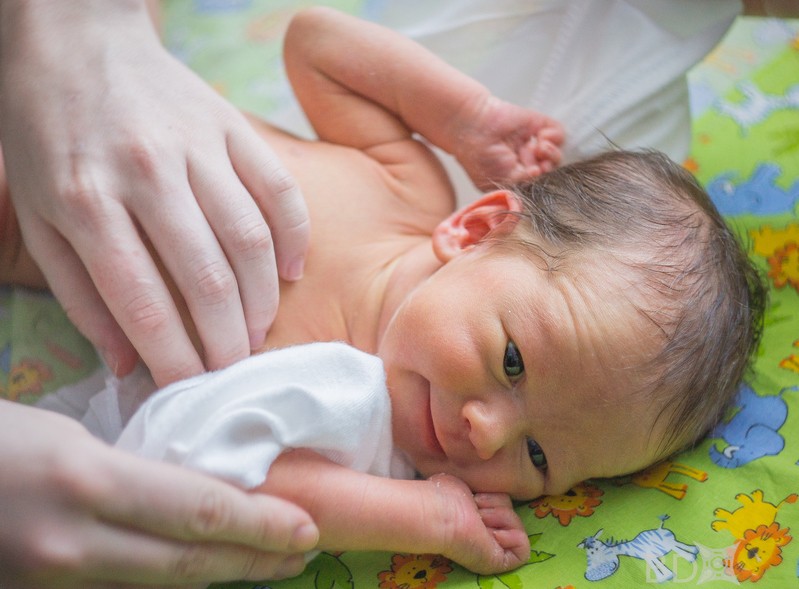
[365,138,456,219]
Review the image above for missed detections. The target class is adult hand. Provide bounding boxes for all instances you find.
[0,0,310,387]
[0,400,318,588]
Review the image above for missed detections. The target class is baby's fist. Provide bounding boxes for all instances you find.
[454,96,564,190]
[429,474,529,575]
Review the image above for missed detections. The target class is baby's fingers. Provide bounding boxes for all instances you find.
[491,528,531,567]
[474,493,520,530]
[534,139,563,174]
[474,494,529,569]
[538,123,565,147]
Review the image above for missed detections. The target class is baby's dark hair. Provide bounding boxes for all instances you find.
[504,149,766,455]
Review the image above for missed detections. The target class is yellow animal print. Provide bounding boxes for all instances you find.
[712,490,797,540]
[749,223,799,258]
[779,339,799,374]
[631,460,708,500]
[5,358,53,402]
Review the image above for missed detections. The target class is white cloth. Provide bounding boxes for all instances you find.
[117,342,414,488]
[36,361,157,443]
[39,342,415,488]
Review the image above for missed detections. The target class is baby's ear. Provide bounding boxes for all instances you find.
[432,190,522,262]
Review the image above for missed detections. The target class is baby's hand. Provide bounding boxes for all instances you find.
[454,96,564,191]
[429,474,529,575]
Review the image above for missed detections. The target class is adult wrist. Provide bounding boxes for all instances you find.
[0,0,152,62]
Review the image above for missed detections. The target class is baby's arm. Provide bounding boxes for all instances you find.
[283,7,563,189]
[259,449,530,575]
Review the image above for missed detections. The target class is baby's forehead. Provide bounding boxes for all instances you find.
[533,257,668,392]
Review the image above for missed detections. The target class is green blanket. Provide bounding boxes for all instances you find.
[2,6,797,588]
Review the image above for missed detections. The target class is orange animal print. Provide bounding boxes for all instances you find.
[530,482,604,526]
[712,490,797,583]
[728,523,792,582]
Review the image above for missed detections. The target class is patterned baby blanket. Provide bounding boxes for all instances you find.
[1,4,796,588]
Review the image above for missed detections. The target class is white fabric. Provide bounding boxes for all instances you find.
[39,342,415,488]
[116,342,414,488]
[36,361,157,443]
[274,0,740,205]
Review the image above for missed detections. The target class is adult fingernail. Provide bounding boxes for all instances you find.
[285,257,305,281]
[99,348,119,374]
[289,522,319,552]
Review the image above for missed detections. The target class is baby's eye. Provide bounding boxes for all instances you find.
[526,437,548,471]
[503,340,525,382]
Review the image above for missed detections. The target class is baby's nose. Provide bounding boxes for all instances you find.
[462,399,511,461]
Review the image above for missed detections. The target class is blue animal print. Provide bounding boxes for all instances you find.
[709,384,793,468]
[578,515,698,583]
[716,81,799,133]
[707,163,799,216]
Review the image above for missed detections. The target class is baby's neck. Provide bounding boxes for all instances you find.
[260,235,442,355]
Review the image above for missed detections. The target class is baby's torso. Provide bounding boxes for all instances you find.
[244,116,456,352]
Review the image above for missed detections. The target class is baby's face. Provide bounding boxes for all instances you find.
[378,244,667,500]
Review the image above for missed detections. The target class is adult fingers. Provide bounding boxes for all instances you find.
[127,170,251,373]
[65,196,204,386]
[15,212,138,376]
[93,450,318,554]
[228,123,310,282]
[187,155,279,354]
[77,526,307,585]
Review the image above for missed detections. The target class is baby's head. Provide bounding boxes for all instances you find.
[381,149,765,499]
[506,149,766,455]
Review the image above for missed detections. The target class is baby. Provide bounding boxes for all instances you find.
[0,6,764,576]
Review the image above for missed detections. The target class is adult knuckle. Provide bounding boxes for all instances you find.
[170,544,209,580]
[122,288,172,334]
[126,139,166,184]
[236,550,262,581]
[58,181,100,212]
[46,446,109,506]
[244,511,276,551]
[186,487,232,538]
[192,260,236,307]
[229,212,273,261]
[264,166,298,201]
[56,180,110,230]
[20,525,84,577]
